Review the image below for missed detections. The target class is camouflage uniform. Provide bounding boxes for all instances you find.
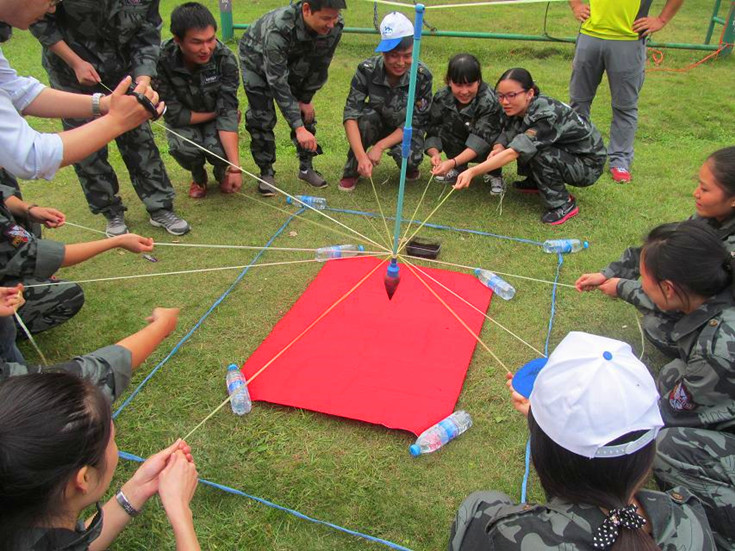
[0,186,84,335]
[342,56,433,178]
[497,94,606,208]
[630,287,735,549]
[155,39,240,185]
[238,1,343,173]
[0,169,42,237]
[449,487,715,550]
[609,214,735,357]
[0,344,132,403]
[425,83,503,163]
[30,1,175,217]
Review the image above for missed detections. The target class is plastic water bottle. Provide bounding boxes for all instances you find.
[315,244,365,261]
[286,195,327,210]
[474,268,516,300]
[542,239,589,254]
[226,364,252,415]
[409,411,473,456]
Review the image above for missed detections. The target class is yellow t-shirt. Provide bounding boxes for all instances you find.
[580,0,642,41]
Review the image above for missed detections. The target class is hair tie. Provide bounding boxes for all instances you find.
[591,504,646,549]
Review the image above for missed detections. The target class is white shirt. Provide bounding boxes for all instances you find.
[0,46,63,180]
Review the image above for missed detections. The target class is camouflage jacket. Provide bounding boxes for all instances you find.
[425,83,503,158]
[155,39,239,132]
[641,288,735,432]
[602,214,735,279]
[0,344,132,403]
[239,1,343,130]
[30,0,163,81]
[0,186,64,285]
[450,488,715,550]
[343,56,433,131]
[497,94,606,164]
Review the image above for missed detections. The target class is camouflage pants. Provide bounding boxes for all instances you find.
[167,122,228,185]
[518,148,604,209]
[342,109,425,178]
[13,278,85,335]
[46,72,175,217]
[0,315,24,363]
[242,67,319,173]
[654,427,735,550]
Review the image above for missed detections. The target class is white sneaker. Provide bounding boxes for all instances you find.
[434,168,459,184]
[484,174,506,195]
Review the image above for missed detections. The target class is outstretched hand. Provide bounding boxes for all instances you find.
[114,233,154,253]
[29,206,66,228]
[107,76,165,132]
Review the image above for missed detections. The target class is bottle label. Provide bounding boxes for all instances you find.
[437,419,459,440]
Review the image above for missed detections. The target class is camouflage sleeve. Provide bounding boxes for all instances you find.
[658,328,735,429]
[423,92,444,153]
[343,64,369,122]
[467,95,503,157]
[0,211,65,281]
[128,0,163,79]
[70,344,133,402]
[616,279,657,311]
[0,345,132,402]
[506,113,560,163]
[449,490,515,551]
[300,28,342,103]
[29,13,64,48]
[155,65,190,128]
[215,49,240,133]
[601,246,642,279]
[412,68,433,131]
[262,29,303,130]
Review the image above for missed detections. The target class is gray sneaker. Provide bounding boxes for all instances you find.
[258,173,276,197]
[484,173,506,195]
[298,168,328,188]
[105,212,129,237]
[434,168,459,184]
[149,209,191,236]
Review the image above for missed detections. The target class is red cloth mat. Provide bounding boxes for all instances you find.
[241,256,493,435]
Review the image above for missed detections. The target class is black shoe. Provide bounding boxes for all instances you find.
[258,173,276,197]
[541,198,579,225]
[513,178,540,194]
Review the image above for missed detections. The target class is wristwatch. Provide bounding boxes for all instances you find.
[91,93,103,118]
[115,489,142,517]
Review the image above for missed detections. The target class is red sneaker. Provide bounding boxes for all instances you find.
[610,167,631,183]
[188,181,207,199]
[339,175,358,192]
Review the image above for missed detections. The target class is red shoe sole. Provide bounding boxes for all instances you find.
[546,206,579,225]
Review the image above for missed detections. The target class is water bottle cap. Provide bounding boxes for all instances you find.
[227,364,239,371]
[286,196,293,205]
[358,245,365,252]
[583,241,589,249]
[409,444,421,457]
[387,262,400,277]
[474,268,481,276]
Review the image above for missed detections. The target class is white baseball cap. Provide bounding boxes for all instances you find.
[375,12,414,53]
[528,332,664,459]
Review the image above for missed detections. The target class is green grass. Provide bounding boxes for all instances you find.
[4,1,735,548]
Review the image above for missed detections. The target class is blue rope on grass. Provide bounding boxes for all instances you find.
[113,209,305,419]
[520,252,564,503]
[325,207,544,247]
[118,450,413,551]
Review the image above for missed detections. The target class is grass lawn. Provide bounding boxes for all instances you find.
[4,0,734,548]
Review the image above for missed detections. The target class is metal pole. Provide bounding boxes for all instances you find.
[219,0,234,42]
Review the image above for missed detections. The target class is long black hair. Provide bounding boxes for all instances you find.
[707,146,735,197]
[529,412,659,551]
[495,67,540,96]
[641,220,735,308]
[445,53,482,85]
[0,373,112,547]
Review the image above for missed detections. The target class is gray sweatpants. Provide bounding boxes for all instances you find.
[569,33,646,171]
